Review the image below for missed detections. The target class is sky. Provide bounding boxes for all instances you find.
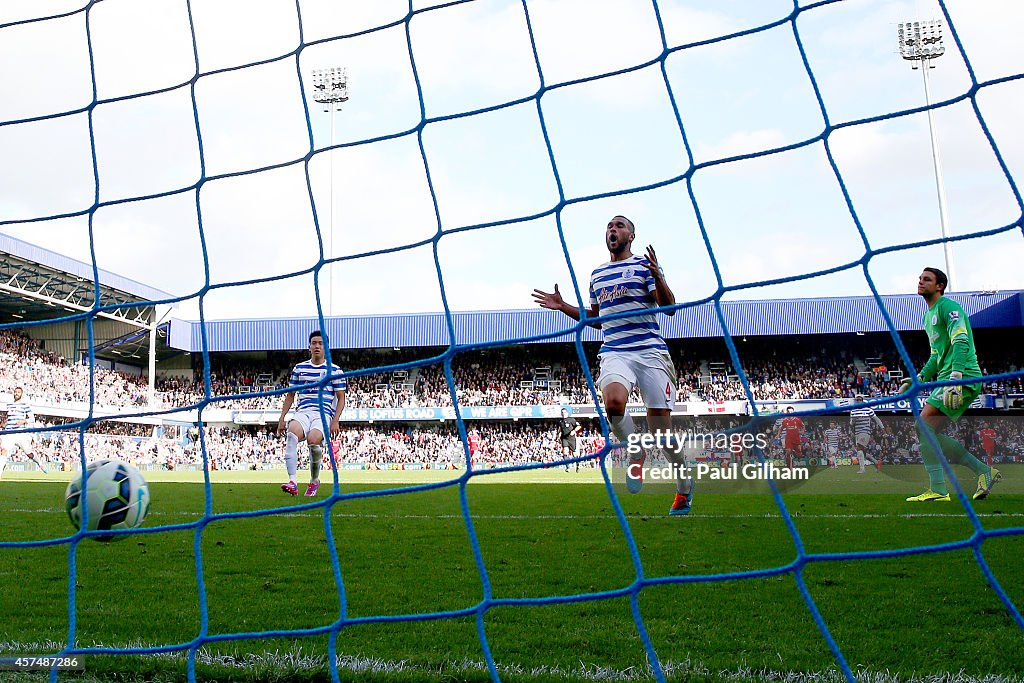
[0,0,1022,323]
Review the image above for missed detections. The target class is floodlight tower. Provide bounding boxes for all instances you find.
[311,67,349,315]
[898,20,955,289]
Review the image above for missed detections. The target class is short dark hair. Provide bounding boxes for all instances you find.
[613,215,635,233]
[924,267,948,292]
[14,386,22,391]
[309,330,323,343]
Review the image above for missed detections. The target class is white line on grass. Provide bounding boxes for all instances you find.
[0,641,1019,683]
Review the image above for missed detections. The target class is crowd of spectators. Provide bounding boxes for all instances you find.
[6,327,1024,413]
[689,353,886,402]
[155,374,286,411]
[3,326,1024,471]
[771,415,1024,466]
[0,329,149,407]
[7,414,1023,473]
[416,360,588,407]
[2,422,604,472]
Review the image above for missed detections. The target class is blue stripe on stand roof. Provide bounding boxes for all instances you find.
[166,291,1022,352]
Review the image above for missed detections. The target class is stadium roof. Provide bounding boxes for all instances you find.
[0,232,174,328]
[166,290,1024,353]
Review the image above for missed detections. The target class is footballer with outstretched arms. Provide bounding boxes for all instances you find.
[533,215,692,515]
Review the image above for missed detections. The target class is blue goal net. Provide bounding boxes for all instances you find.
[0,1,1023,681]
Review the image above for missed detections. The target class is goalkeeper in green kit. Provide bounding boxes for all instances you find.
[899,268,1000,502]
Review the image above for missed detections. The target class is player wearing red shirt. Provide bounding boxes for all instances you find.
[468,429,482,458]
[979,424,997,466]
[777,407,804,468]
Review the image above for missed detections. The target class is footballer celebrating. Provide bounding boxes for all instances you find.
[533,215,692,515]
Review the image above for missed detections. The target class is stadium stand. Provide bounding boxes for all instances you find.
[3,323,1024,473]
[3,238,1024,472]
[5,321,1023,417]
[7,411,1022,474]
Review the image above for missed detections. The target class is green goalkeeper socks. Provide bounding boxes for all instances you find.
[917,425,991,496]
[918,426,947,494]
[925,464,948,496]
[937,434,990,475]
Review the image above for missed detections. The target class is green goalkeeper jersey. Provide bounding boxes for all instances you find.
[922,296,981,380]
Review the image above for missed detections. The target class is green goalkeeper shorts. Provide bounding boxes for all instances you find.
[926,380,983,419]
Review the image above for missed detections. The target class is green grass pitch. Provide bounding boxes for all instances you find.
[0,466,1022,682]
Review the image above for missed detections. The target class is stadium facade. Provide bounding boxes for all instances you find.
[0,233,176,402]
[166,290,1023,352]
[3,232,1023,428]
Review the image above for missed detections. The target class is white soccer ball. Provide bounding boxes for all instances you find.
[64,459,150,541]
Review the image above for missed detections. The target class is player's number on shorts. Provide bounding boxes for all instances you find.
[665,382,671,398]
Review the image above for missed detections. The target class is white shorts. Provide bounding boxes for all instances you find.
[1,432,33,455]
[855,433,871,447]
[598,349,677,410]
[289,411,333,439]
[827,445,839,456]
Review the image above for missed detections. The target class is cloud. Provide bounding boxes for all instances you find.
[300,0,409,42]
[524,0,665,85]
[0,114,95,220]
[0,0,1021,326]
[191,0,300,73]
[310,135,438,255]
[91,0,196,99]
[409,0,540,118]
[665,21,827,165]
[944,0,1024,83]
[698,129,790,163]
[92,86,201,202]
[0,11,92,121]
[959,234,1024,292]
[423,102,560,227]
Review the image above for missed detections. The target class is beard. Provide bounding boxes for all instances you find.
[606,237,628,255]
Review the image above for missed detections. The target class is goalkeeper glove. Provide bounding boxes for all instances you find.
[898,376,920,395]
[943,371,964,411]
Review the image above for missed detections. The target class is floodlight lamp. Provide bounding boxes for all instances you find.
[310,67,349,107]
[898,19,944,62]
